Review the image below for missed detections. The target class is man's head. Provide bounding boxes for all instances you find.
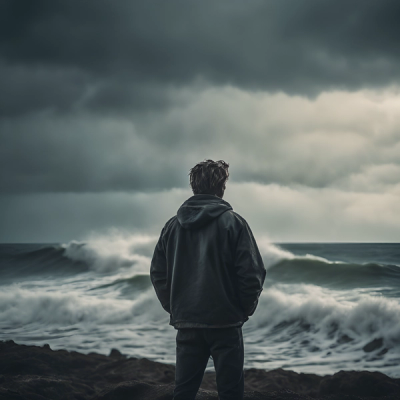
[189,159,229,198]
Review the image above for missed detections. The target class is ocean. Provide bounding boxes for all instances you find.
[1,237,400,378]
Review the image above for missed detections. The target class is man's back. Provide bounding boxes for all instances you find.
[150,193,266,329]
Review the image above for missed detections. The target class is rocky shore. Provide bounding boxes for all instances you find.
[1,340,399,399]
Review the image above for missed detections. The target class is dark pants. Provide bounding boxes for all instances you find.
[173,327,244,400]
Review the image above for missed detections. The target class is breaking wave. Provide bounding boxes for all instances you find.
[3,237,400,291]
[1,238,400,376]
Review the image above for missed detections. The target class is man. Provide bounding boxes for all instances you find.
[150,159,266,400]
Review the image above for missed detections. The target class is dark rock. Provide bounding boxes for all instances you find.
[319,370,400,397]
[95,383,313,400]
[108,348,125,359]
[243,368,322,398]
[95,380,177,400]
[1,340,400,400]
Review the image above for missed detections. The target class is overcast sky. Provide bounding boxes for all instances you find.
[1,0,400,242]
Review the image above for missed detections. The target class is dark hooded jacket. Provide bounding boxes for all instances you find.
[150,193,266,329]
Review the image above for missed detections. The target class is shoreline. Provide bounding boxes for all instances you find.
[1,340,399,400]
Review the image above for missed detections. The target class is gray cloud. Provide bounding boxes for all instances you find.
[0,113,189,193]
[0,62,92,117]
[0,189,190,243]
[2,87,400,193]
[2,1,400,241]
[1,0,400,117]
[2,183,400,243]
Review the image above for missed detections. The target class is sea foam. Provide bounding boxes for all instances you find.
[62,230,156,273]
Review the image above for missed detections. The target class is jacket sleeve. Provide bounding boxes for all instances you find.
[234,221,266,317]
[150,226,171,314]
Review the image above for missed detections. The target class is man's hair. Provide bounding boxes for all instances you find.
[189,159,229,198]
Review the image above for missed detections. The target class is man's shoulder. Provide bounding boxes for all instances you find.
[222,210,248,227]
[164,215,177,231]
[162,211,248,232]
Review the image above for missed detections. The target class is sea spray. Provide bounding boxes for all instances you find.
[257,237,333,269]
[62,230,157,273]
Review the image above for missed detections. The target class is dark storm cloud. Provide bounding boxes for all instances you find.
[3,0,400,242]
[1,0,400,117]
[0,113,189,193]
[0,191,190,242]
[3,86,400,194]
[1,0,400,195]
[0,62,92,116]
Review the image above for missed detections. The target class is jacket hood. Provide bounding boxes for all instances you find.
[177,194,233,229]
